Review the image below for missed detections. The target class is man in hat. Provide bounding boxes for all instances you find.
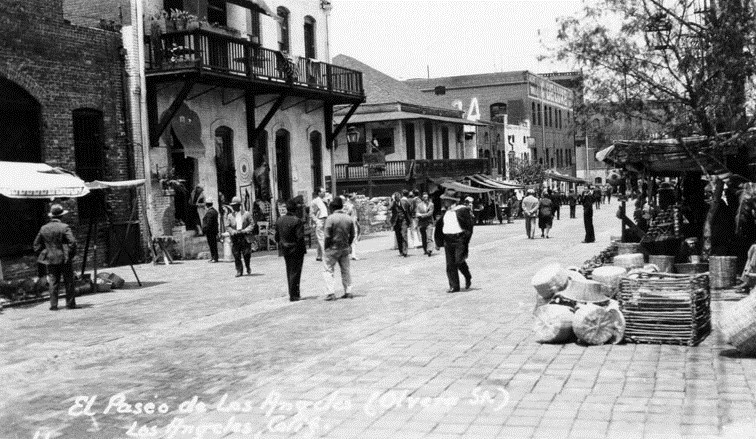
[202,198,219,262]
[323,197,355,301]
[276,198,307,301]
[582,188,596,243]
[225,196,255,276]
[521,189,540,239]
[434,189,474,293]
[34,204,78,310]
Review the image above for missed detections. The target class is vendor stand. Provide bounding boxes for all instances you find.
[0,161,146,305]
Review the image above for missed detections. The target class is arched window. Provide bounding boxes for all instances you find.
[304,16,316,59]
[275,129,292,201]
[277,7,290,53]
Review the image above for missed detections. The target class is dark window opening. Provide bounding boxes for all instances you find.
[537,103,542,126]
[310,131,323,192]
[405,123,416,160]
[277,7,290,53]
[304,16,316,59]
[163,0,183,14]
[207,0,227,26]
[250,11,261,41]
[73,108,106,221]
[424,122,434,159]
[434,86,446,95]
[441,126,450,159]
[371,128,394,155]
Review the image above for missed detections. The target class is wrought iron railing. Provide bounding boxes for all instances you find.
[144,28,364,96]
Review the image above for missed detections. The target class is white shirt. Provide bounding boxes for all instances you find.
[311,197,328,219]
[442,208,463,234]
[235,212,244,230]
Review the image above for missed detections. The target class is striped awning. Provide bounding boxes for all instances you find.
[469,174,524,190]
[0,161,89,199]
[433,179,493,194]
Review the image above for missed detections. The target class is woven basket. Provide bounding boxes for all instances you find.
[710,256,738,289]
[618,272,710,346]
[719,292,756,354]
[674,263,708,274]
[649,255,675,273]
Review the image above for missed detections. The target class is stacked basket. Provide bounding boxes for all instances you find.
[618,272,711,346]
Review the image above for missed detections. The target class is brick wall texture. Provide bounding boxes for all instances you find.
[0,0,144,280]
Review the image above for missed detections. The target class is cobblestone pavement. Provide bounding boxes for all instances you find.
[1,202,755,439]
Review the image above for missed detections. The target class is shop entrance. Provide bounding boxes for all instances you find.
[275,129,292,201]
[215,126,235,203]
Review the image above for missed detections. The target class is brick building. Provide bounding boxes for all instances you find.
[406,71,576,176]
[0,0,142,280]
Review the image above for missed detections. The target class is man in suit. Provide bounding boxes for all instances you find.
[34,204,78,310]
[323,197,355,301]
[582,188,596,243]
[521,189,540,239]
[202,198,219,262]
[434,189,474,293]
[225,196,255,277]
[567,190,578,218]
[276,198,307,301]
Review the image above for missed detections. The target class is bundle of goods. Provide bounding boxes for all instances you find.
[531,263,570,308]
[572,302,626,345]
[719,292,756,355]
[648,255,675,273]
[578,243,620,279]
[709,256,738,289]
[618,272,710,346]
[97,272,126,289]
[533,304,575,343]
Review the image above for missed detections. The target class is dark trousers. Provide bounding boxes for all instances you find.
[48,263,75,308]
[443,234,471,290]
[418,222,431,254]
[554,206,561,220]
[206,233,219,261]
[569,205,576,218]
[394,222,408,256]
[231,237,251,275]
[584,211,595,243]
[284,252,305,299]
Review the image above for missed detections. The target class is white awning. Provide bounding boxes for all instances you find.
[85,179,146,190]
[0,161,89,199]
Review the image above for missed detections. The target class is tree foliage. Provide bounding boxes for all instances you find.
[511,160,546,185]
[549,0,755,140]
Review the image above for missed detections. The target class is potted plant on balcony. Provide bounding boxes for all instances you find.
[168,9,195,31]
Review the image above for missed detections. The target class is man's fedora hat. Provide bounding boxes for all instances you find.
[229,196,242,206]
[48,204,68,218]
[440,188,460,201]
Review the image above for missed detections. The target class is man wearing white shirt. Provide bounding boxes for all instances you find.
[434,189,474,293]
[310,187,328,261]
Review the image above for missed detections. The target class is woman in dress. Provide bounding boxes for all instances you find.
[538,190,554,238]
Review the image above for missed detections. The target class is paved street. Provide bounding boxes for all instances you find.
[1,202,755,439]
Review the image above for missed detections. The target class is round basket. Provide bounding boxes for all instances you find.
[710,256,738,289]
[617,242,641,255]
[649,255,675,273]
[719,293,756,355]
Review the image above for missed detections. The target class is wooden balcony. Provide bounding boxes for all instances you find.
[144,28,364,102]
[335,159,491,182]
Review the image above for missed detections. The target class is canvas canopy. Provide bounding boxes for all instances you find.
[85,179,145,190]
[433,179,493,194]
[545,170,588,184]
[0,161,89,199]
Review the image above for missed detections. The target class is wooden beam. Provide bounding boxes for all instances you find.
[329,102,360,144]
[254,93,286,138]
[149,77,197,147]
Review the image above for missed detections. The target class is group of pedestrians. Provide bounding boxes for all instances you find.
[389,189,436,257]
[520,189,557,239]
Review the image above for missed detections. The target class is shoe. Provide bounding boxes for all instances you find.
[446,288,460,293]
[66,304,79,309]
[316,258,323,262]
[49,306,59,311]
[581,240,595,243]
[341,293,354,299]
[235,272,243,277]
[465,277,472,290]
[290,297,300,302]
[246,269,251,275]
[427,251,432,257]
[324,294,337,301]
[351,256,359,260]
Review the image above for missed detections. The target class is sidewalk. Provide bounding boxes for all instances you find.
[1,202,754,439]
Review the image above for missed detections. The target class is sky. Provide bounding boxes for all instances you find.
[328,0,585,80]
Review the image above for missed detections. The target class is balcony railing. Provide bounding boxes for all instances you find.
[335,159,491,181]
[144,28,364,97]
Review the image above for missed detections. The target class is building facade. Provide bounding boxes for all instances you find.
[406,71,575,176]
[0,0,141,280]
[331,55,489,196]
